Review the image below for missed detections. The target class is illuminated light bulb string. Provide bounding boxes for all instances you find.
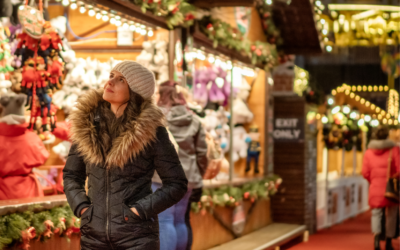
[318,84,400,127]
[54,1,154,41]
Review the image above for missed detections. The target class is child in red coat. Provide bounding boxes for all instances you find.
[362,126,400,250]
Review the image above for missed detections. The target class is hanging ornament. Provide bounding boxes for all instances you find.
[19,227,36,250]
[18,5,44,39]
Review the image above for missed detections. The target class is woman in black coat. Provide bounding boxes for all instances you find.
[63,61,188,250]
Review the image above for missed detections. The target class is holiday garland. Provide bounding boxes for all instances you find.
[255,0,282,46]
[0,205,79,250]
[199,17,277,70]
[130,0,196,29]
[191,175,282,214]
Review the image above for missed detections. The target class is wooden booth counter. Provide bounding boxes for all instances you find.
[191,178,273,250]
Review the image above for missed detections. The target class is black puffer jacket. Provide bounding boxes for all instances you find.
[63,90,188,250]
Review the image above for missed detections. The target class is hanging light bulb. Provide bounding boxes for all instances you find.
[96,12,102,19]
[140,28,147,35]
[227,61,233,70]
[148,29,154,37]
[88,9,95,17]
[110,17,116,24]
[327,97,334,105]
[79,4,86,14]
[130,24,136,31]
[116,20,122,26]
[357,119,365,126]
[342,105,351,114]
[123,22,129,29]
[70,2,77,9]
[321,116,329,124]
[364,115,371,122]
[62,0,70,7]
[332,106,341,114]
[102,14,109,22]
[350,111,357,119]
[208,56,215,64]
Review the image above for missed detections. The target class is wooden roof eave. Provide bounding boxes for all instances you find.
[89,0,170,30]
[189,0,256,8]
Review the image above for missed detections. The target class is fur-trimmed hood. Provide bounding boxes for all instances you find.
[367,139,396,155]
[69,89,165,169]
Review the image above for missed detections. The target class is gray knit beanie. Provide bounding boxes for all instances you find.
[112,61,155,100]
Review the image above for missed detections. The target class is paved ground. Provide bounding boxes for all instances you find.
[288,211,400,250]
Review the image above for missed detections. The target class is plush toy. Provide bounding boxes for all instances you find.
[246,125,261,174]
[0,74,11,97]
[136,41,154,69]
[10,68,22,92]
[193,68,209,108]
[232,126,251,162]
[47,52,64,90]
[52,140,71,162]
[232,76,253,125]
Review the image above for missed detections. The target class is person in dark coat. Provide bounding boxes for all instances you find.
[63,61,188,250]
[362,126,399,250]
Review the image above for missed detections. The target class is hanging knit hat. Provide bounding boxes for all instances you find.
[112,61,155,100]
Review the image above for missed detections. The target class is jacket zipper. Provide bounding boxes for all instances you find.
[106,168,114,250]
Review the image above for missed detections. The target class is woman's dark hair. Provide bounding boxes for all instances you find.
[373,125,389,140]
[157,82,186,108]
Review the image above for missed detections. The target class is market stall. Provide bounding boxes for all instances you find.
[0,1,284,250]
[315,83,399,230]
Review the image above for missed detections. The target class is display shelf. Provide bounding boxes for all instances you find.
[0,195,68,216]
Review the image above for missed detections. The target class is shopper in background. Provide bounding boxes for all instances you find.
[0,94,48,200]
[155,82,208,250]
[63,61,188,250]
[362,126,400,250]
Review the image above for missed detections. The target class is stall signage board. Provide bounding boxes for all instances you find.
[273,118,304,142]
[117,27,133,46]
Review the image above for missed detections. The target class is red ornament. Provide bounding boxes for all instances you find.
[65,228,73,238]
[54,228,60,234]
[201,209,207,216]
[244,192,250,199]
[264,12,270,18]
[206,23,213,30]
[256,49,262,56]
[185,13,195,21]
[251,45,256,51]
[251,198,255,203]
[309,90,314,96]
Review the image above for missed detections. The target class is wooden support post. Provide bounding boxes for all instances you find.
[303,230,309,242]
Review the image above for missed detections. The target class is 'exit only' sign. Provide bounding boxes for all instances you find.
[273,118,304,142]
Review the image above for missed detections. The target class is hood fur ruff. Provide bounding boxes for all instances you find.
[368,139,396,150]
[69,89,165,169]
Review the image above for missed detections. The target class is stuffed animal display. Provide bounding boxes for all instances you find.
[193,66,231,109]
[53,55,122,114]
[136,40,169,84]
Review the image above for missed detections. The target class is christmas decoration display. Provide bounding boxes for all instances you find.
[0,205,79,250]
[245,126,261,173]
[191,176,282,214]
[14,4,65,135]
[256,0,282,46]
[130,0,196,29]
[199,17,277,70]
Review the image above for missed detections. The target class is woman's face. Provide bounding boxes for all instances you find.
[103,70,130,105]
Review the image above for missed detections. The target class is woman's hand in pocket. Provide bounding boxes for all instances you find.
[80,207,88,216]
[130,207,139,216]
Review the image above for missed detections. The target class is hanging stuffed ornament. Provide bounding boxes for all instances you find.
[0,0,13,18]
[15,0,64,137]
